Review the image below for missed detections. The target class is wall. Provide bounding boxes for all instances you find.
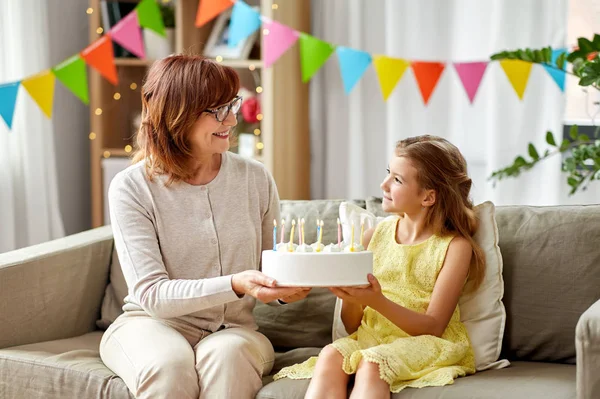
[47,0,91,235]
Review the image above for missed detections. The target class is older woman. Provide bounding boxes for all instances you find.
[99,55,309,399]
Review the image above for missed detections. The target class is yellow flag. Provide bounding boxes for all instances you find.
[373,56,410,101]
[22,70,56,118]
[499,60,532,100]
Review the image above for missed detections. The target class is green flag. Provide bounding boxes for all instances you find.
[52,55,89,105]
[299,33,336,82]
[136,0,165,37]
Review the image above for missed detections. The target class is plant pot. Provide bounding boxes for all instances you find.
[143,28,175,60]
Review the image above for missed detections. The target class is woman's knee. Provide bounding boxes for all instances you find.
[137,355,199,398]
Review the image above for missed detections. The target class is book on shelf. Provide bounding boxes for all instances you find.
[99,1,137,58]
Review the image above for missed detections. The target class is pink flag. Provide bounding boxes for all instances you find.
[111,11,146,59]
[263,18,299,68]
[454,62,488,103]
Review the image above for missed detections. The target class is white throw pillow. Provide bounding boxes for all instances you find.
[333,201,509,371]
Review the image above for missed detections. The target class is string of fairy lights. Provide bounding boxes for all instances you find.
[85,1,275,159]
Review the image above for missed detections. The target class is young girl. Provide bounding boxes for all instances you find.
[274,135,485,398]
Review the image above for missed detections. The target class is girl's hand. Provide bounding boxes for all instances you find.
[329,274,384,308]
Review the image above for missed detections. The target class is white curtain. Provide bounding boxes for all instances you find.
[311,0,599,205]
[0,0,65,252]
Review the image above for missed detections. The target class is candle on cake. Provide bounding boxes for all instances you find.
[273,219,277,251]
[337,218,341,248]
[288,219,296,252]
[360,219,364,248]
[350,221,355,252]
[280,218,285,244]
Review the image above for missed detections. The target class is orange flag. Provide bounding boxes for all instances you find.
[196,0,233,28]
[81,35,118,85]
[412,62,445,105]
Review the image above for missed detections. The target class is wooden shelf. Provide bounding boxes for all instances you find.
[102,148,133,158]
[114,58,155,67]
[216,59,263,69]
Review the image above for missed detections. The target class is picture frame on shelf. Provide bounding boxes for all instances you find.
[203,8,259,60]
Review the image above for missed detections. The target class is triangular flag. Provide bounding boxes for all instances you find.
[81,35,118,85]
[412,62,445,105]
[263,18,299,68]
[454,62,488,103]
[196,0,233,28]
[22,70,56,119]
[337,47,372,94]
[543,48,567,91]
[228,1,261,47]
[136,0,165,36]
[52,55,89,105]
[372,56,410,101]
[499,59,533,100]
[111,11,146,59]
[0,82,20,129]
[299,33,336,83]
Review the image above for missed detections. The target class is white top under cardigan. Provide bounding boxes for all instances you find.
[108,151,281,332]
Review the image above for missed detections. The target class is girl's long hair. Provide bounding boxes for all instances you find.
[132,54,239,184]
[396,135,485,291]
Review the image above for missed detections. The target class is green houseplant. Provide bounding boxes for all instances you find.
[489,35,600,194]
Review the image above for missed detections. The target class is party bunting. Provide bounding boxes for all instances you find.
[196,0,233,28]
[262,19,299,68]
[542,48,567,91]
[137,0,165,36]
[299,33,336,83]
[22,70,56,119]
[0,82,20,129]
[373,56,410,101]
[81,35,118,85]
[111,11,146,59]
[412,62,445,105]
[228,1,261,47]
[454,62,488,103]
[52,55,89,105]
[336,47,372,94]
[500,59,533,100]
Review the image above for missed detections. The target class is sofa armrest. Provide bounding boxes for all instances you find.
[0,226,114,349]
[576,298,600,399]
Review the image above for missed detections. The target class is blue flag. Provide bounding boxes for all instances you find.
[336,47,372,94]
[543,48,567,91]
[228,1,261,47]
[0,82,20,129]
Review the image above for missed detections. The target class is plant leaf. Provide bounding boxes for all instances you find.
[557,52,566,70]
[568,176,578,187]
[546,131,557,146]
[560,139,571,151]
[528,143,540,160]
[570,125,579,140]
[579,134,591,142]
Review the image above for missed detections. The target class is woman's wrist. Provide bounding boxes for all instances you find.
[230,274,245,296]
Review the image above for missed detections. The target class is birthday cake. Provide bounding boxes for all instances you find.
[261,218,373,287]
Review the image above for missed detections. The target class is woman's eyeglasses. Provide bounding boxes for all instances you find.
[204,96,243,122]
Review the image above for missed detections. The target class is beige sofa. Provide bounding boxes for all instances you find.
[1,198,599,399]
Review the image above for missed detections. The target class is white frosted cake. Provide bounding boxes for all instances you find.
[262,247,373,287]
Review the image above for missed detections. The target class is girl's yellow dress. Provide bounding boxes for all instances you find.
[273,217,475,393]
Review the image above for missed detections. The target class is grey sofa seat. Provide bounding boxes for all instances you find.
[0,332,132,398]
[257,362,576,399]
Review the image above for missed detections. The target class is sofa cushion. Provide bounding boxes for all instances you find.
[0,332,132,399]
[253,199,365,350]
[337,199,509,371]
[496,205,600,364]
[257,361,575,399]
